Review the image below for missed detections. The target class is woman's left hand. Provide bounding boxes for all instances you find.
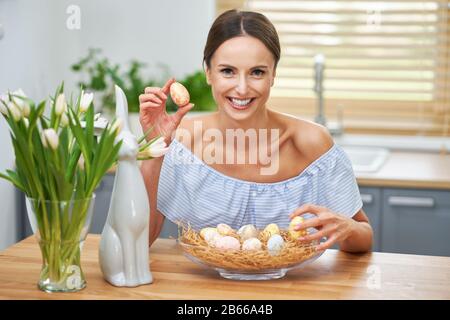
[289,204,356,251]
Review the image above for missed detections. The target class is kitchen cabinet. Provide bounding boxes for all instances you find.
[381,188,450,256]
[359,187,381,252]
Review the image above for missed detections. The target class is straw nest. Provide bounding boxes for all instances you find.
[178,224,319,271]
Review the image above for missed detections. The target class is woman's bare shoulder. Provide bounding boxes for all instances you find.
[178,112,216,130]
[176,112,217,149]
[273,111,334,161]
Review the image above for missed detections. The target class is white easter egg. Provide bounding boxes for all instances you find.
[237,224,259,241]
[200,227,219,241]
[214,236,241,251]
[267,234,285,256]
[206,233,222,247]
[242,238,262,251]
[217,223,234,236]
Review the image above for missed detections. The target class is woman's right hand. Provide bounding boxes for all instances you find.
[139,78,194,144]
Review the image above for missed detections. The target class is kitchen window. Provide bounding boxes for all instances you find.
[216,0,450,136]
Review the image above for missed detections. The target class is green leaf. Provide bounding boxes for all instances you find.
[137,125,155,144]
[85,104,94,154]
[5,170,25,191]
[68,107,91,179]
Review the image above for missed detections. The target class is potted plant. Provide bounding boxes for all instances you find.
[0,84,121,292]
[0,84,168,292]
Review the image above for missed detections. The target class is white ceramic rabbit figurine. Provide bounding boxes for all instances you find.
[99,85,152,287]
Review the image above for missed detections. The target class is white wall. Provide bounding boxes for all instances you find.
[0,0,215,249]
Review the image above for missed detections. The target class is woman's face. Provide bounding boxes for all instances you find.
[205,35,276,121]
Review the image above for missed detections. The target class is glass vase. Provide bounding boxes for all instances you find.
[25,195,96,293]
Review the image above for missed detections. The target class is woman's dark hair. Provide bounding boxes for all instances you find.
[203,10,281,70]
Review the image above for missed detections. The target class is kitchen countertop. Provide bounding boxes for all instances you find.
[1,235,450,299]
[355,151,450,190]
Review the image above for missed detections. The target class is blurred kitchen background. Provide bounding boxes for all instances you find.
[1,0,449,256]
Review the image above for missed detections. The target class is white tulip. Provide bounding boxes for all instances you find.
[7,101,22,121]
[23,118,29,128]
[12,89,30,117]
[0,93,22,120]
[93,116,108,135]
[0,94,8,115]
[60,112,69,127]
[78,155,85,170]
[140,137,169,158]
[110,118,123,135]
[41,128,59,150]
[55,93,67,116]
[79,91,94,113]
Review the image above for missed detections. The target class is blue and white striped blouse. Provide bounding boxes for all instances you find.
[157,138,363,231]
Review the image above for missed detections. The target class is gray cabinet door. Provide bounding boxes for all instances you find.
[359,187,381,252]
[329,187,381,252]
[381,188,450,256]
[159,219,179,239]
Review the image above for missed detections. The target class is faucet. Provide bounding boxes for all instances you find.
[313,53,343,136]
[313,54,326,127]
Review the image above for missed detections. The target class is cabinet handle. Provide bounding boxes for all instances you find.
[361,194,373,204]
[388,196,435,208]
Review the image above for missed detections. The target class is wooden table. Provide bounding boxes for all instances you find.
[1,235,450,299]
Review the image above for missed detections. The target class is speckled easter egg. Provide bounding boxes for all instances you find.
[237,224,259,241]
[289,216,307,240]
[217,223,234,236]
[267,234,285,256]
[214,236,241,251]
[170,82,190,107]
[242,238,262,251]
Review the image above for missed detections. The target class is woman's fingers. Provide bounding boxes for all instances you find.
[143,90,167,101]
[315,234,337,251]
[299,228,327,242]
[140,93,164,104]
[289,204,326,219]
[294,217,321,231]
[172,103,194,123]
[161,78,176,94]
[140,101,160,109]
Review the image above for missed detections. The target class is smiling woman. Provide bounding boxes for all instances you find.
[203,10,279,119]
[139,9,373,254]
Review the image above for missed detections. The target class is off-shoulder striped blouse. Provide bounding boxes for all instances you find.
[157,138,362,231]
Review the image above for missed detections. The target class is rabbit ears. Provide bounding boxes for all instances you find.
[115,85,131,132]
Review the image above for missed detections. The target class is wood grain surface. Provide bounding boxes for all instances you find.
[1,235,450,300]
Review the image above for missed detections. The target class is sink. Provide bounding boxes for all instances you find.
[340,146,390,173]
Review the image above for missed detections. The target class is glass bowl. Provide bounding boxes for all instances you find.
[178,229,325,281]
